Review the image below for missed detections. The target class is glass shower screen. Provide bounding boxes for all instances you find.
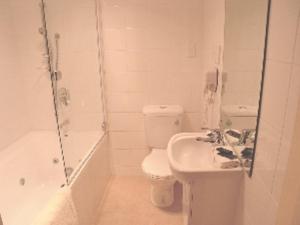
[42,0,106,182]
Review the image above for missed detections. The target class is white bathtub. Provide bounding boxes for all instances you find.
[0,131,65,225]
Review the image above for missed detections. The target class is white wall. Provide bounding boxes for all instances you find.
[44,0,105,133]
[101,0,224,175]
[292,190,300,225]
[237,0,300,224]
[0,0,63,160]
[10,0,59,132]
[0,1,29,150]
[202,0,225,127]
[0,0,61,148]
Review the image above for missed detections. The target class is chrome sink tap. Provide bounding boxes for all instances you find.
[199,128,225,145]
[238,129,256,145]
[210,129,225,145]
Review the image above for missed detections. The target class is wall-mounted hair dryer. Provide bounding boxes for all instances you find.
[205,68,219,93]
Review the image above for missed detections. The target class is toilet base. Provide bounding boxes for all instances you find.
[150,179,175,207]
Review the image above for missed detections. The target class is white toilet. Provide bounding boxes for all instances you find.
[142,105,183,207]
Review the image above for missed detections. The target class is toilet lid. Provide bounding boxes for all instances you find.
[142,149,173,178]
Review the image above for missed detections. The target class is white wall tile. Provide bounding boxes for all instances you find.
[101,0,220,175]
[293,24,300,65]
[0,1,58,150]
[125,51,149,72]
[260,61,292,131]
[244,1,300,225]
[104,50,128,73]
[103,28,126,50]
[108,113,144,131]
[124,28,148,51]
[272,64,300,203]
[182,113,203,132]
[254,119,281,191]
[110,131,147,149]
[107,92,145,112]
[101,1,126,29]
[267,0,300,62]
[105,72,146,92]
[111,148,147,166]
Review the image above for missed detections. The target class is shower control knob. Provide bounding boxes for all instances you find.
[53,158,60,164]
[174,120,180,126]
[38,27,45,35]
[19,178,26,186]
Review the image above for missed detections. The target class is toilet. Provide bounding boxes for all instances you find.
[142,105,183,207]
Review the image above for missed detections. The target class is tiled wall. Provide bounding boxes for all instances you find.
[44,0,105,132]
[223,0,268,106]
[14,0,59,131]
[238,0,300,224]
[101,0,223,175]
[275,104,300,225]
[202,0,225,127]
[0,0,59,151]
[0,1,29,150]
[292,190,300,225]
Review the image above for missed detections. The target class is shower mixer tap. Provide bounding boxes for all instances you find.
[58,87,71,106]
[60,119,70,137]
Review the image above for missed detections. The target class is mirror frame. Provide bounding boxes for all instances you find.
[249,0,272,177]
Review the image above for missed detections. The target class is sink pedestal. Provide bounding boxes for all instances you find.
[180,172,243,225]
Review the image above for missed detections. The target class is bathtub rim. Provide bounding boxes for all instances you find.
[68,131,108,185]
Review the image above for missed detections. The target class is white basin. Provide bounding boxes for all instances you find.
[167,132,242,183]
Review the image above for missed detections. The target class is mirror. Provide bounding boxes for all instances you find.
[220,0,270,176]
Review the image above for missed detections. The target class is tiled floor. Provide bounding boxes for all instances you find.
[97,176,183,225]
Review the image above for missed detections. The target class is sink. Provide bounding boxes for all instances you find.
[168,132,243,225]
[167,132,241,183]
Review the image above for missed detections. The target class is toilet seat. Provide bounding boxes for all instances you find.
[142,149,173,180]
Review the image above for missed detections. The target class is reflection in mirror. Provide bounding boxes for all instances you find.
[220,0,270,176]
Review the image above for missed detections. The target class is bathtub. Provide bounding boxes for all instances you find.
[0,131,65,225]
[0,130,110,225]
